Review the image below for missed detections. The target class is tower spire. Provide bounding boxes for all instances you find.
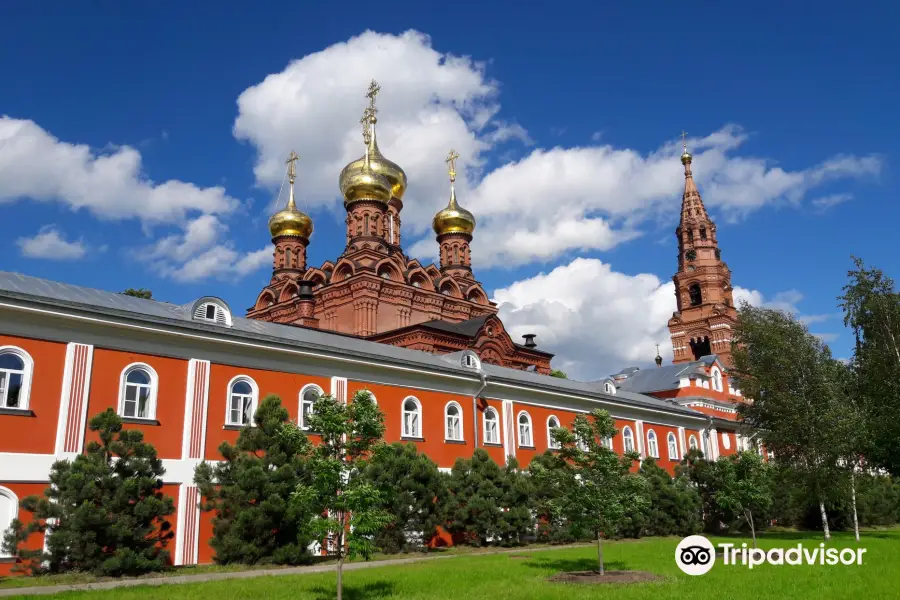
[679,133,709,224]
[445,148,460,208]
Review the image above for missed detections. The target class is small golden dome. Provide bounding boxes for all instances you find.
[681,150,693,165]
[268,199,313,239]
[340,141,407,201]
[433,194,476,236]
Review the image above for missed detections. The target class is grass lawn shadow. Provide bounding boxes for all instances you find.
[523,556,629,574]
[308,580,397,600]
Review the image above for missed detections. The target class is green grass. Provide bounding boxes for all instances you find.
[3,529,898,599]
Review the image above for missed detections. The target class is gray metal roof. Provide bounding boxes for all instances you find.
[0,271,702,419]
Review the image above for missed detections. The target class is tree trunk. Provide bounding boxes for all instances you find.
[337,555,344,600]
[850,470,860,542]
[745,508,757,549]
[818,498,831,541]
[596,533,604,576]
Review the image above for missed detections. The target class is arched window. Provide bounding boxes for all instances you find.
[0,346,33,410]
[483,408,499,444]
[402,397,421,438]
[700,227,707,241]
[0,486,18,558]
[227,376,258,427]
[445,402,463,441]
[711,367,723,392]
[689,435,699,451]
[689,284,702,307]
[722,432,731,450]
[647,429,659,458]
[667,432,679,460]
[453,246,459,264]
[363,214,370,235]
[547,415,561,450]
[517,411,533,447]
[622,426,635,453]
[299,384,323,430]
[118,363,158,420]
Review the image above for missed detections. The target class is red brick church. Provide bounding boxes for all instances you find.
[0,83,754,572]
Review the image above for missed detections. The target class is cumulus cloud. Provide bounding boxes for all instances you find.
[143,215,270,282]
[232,31,881,269]
[16,226,88,260]
[492,258,832,380]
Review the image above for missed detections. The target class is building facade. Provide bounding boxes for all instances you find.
[0,89,754,572]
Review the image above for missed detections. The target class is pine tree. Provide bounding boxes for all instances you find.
[445,449,532,547]
[194,395,315,565]
[360,442,448,553]
[2,409,174,575]
[640,458,702,537]
[528,451,583,542]
[288,390,391,600]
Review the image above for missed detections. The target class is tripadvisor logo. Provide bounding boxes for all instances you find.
[675,535,868,575]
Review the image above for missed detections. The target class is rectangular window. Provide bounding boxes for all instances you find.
[485,421,498,444]
[205,304,216,320]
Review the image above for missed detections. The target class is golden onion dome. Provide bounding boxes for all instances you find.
[433,149,475,236]
[339,148,392,206]
[269,151,313,238]
[681,150,693,165]
[340,138,407,201]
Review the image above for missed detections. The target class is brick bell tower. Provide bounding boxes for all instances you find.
[667,135,738,366]
[432,149,476,282]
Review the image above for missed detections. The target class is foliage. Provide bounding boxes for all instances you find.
[527,451,587,543]
[639,458,702,537]
[549,409,649,574]
[712,451,773,547]
[444,449,533,547]
[732,303,847,539]
[549,369,568,379]
[840,257,900,477]
[194,395,315,565]
[288,389,391,600]
[2,409,174,576]
[121,288,153,299]
[360,442,448,553]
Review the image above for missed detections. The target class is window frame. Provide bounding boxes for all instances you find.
[401,396,422,439]
[517,410,533,448]
[646,429,660,458]
[226,375,258,427]
[299,383,324,431]
[0,486,18,558]
[444,401,464,442]
[622,426,635,453]
[689,434,699,451]
[546,415,561,450]
[603,381,616,395]
[0,346,34,411]
[711,367,723,392]
[482,407,500,445]
[117,362,159,421]
[721,431,731,450]
[667,432,679,460]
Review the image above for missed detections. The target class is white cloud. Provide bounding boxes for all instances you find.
[232,33,880,269]
[811,193,852,212]
[0,116,239,223]
[16,226,87,260]
[143,215,270,282]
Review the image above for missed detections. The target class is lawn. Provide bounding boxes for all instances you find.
[3,529,897,599]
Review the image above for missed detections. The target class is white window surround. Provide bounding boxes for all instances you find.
[646,429,660,458]
[711,367,723,392]
[299,384,324,430]
[461,351,481,370]
[483,407,500,445]
[667,432,679,460]
[622,426,635,453]
[689,435,699,451]
[517,411,533,448]
[444,401,463,441]
[402,396,422,438]
[603,381,616,395]
[226,375,258,427]
[190,298,233,327]
[117,362,159,421]
[0,345,34,411]
[722,431,731,450]
[0,486,18,558]
[547,415,561,449]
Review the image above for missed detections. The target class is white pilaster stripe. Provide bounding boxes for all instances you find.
[635,420,645,457]
[54,343,93,456]
[331,377,347,404]
[677,426,687,457]
[181,360,210,460]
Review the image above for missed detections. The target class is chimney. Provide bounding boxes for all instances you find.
[293,280,319,328]
[522,334,537,348]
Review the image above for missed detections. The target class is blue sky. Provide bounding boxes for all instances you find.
[0,2,895,378]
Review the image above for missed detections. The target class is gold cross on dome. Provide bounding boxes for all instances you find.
[360,108,372,143]
[680,130,688,151]
[365,79,381,110]
[445,149,460,181]
[285,151,299,180]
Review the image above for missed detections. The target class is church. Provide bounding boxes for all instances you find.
[0,82,751,571]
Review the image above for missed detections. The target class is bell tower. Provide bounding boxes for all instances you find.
[667,134,738,366]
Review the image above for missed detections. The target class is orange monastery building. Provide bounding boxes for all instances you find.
[0,84,754,572]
